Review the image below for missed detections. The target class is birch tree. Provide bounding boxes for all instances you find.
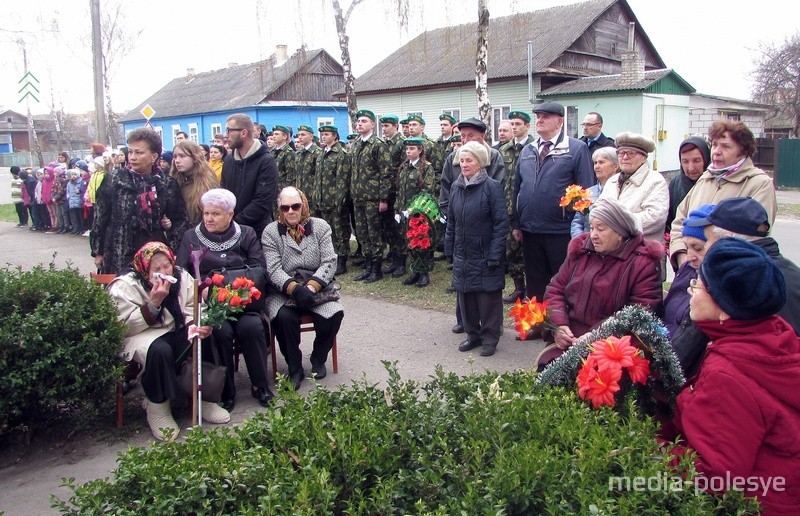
[475,0,491,130]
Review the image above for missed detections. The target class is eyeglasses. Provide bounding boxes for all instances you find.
[225,127,244,133]
[279,203,303,213]
[616,150,642,158]
[687,278,706,294]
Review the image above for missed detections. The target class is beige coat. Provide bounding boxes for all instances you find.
[599,161,669,243]
[108,268,196,367]
[668,158,777,268]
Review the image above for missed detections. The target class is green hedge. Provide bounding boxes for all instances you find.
[54,366,759,514]
[0,265,126,438]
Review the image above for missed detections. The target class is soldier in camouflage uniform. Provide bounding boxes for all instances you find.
[380,114,406,276]
[295,124,322,214]
[499,110,534,303]
[406,115,444,196]
[399,119,411,138]
[350,109,392,283]
[271,125,297,189]
[437,113,458,162]
[314,125,352,275]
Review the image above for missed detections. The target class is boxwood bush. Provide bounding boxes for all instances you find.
[54,365,759,514]
[0,264,126,439]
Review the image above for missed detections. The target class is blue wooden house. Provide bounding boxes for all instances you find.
[119,47,348,150]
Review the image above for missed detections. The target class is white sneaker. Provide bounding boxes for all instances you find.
[82,230,91,237]
[201,401,231,424]
[144,399,180,441]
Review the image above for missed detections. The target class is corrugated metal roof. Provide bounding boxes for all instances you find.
[119,49,332,122]
[539,68,673,95]
[353,0,619,93]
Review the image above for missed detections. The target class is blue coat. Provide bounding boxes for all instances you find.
[445,169,508,292]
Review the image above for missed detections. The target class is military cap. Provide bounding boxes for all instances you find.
[355,109,376,121]
[439,113,458,124]
[508,110,531,123]
[403,137,425,146]
[406,114,426,125]
[379,114,399,124]
[456,117,487,133]
[615,131,656,155]
[532,101,565,116]
[450,134,462,142]
[399,118,409,125]
[346,133,359,141]
[297,124,314,134]
[318,125,338,134]
[272,125,290,135]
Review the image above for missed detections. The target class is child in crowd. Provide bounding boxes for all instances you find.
[66,169,86,235]
[10,166,28,227]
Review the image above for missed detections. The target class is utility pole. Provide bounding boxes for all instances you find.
[17,38,44,167]
[90,0,108,145]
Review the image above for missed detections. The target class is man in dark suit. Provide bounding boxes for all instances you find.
[579,112,615,151]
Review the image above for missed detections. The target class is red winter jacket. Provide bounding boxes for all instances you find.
[544,232,663,337]
[673,316,800,515]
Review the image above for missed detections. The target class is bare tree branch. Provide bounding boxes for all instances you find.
[752,32,800,137]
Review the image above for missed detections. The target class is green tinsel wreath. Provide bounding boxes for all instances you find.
[536,304,686,416]
[405,193,440,273]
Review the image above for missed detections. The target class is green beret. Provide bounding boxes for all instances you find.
[508,110,531,123]
[399,118,409,125]
[439,113,458,124]
[379,114,399,124]
[403,137,425,146]
[318,125,338,133]
[355,109,376,122]
[450,134,461,142]
[297,125,314,134]
[406,114,425,125]
[272,125,290,135]
[346,133,359,141]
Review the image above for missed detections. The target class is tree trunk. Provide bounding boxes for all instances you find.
[332,0,359,127]
[475,0,491,135]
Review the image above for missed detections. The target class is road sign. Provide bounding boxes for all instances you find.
[140,104,156,120]
[18,71,40,103]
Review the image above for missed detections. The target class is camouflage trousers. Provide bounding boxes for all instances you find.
[353,201,385,260]
[506,231,525,282]
[318,206,352,259]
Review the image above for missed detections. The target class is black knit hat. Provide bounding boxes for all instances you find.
[699,238,786,320]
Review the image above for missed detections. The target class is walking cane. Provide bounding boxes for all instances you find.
[189,245,209,427]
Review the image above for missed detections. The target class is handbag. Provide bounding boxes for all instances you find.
[178,338,227,403]
[210,264,268,313]
[284,267,341,307]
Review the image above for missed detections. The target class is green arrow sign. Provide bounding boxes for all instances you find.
[18,71,39,84]
[18,71,41,103]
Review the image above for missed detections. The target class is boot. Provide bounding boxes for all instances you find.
[391,255,407,277]
[144,399,179,442]
[353,259,373,281]
[382,252,397,274]
[351,248,366,266]
[503,277,526,304]
[363,259,384,283]
[335,256,347,275]
[202,401,231,424]
[402,272,421,285]
[480,342,497,357]
[383,253,401,275]
[415,273,430,288]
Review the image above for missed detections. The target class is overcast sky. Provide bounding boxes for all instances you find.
[1,0,796,117]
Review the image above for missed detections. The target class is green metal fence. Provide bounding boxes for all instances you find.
[776,139,800,188]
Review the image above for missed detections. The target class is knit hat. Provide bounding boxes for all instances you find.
[90,142,106,155]
[588,198,641,239]
[682,204,715,241]
[699,238,786,321]
[160,151,173,165]
[10,165,20,175]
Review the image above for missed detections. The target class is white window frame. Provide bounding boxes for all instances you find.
[491,105,511,143]
[210,123,222,139]
[441,108,461,122]
[317,117,334,128]
[171,125,181,146]
[406,111,423,119]
[188,123,199,143]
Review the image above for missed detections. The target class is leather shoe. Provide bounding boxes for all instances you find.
[251,386,275,407]
[516,327,542,341]
[402,272,420,285]
[451,323,464,334]
[219,398,235,412]
[458,339,482,352]
[415,273,430,287]
[311,361,327,379]
[288,370,305,390]
[480,342,497,357]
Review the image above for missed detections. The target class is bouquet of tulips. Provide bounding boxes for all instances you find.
[201,274,262,328]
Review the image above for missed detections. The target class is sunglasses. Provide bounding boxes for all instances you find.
[279,203,303,213]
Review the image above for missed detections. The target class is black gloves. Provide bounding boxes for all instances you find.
[292,285,316,310]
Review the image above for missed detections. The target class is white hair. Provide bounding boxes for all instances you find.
[458,141,490,168]
[277,186,302,205]
[201,188,237,212]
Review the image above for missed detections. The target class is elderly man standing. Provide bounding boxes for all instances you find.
[579,112,615,151]
[271,125,297,190]
[512,102,594,339]
[351,109,392,283]
[295,125,322,213]
[220,113,278,237]
[493,120,512,150]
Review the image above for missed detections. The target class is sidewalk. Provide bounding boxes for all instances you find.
[0,221,545,514]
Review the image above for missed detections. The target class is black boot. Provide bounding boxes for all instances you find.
[402,272,421,285]
[351,247,365,266]
[391,255,407,278]
[503,277,526,304]
[335,256,347,275]
[415,273,430,288]
[353,259,373,281]
[364,259,384,283]
[382,253,399,275]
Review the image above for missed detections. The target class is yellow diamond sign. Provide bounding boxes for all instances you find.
[140,104,156,120]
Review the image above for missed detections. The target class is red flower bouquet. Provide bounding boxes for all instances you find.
[406,214,432,251]
[201,274,262,328]
[509,297,560,340]
[559,184,593,214]
[576,335,650,408]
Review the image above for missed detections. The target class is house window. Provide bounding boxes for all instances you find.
[491,106,511,143]
[724,112,741,121]
[566,106,579,139]
[210,123,222,139]
[188,123,199,143]
[406,111,423,120]
[317,117,334,128]
[441,109,461,122]
[6,117,12,123]
[171,125,181,146]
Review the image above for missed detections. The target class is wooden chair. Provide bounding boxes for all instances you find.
[269,313,339,380]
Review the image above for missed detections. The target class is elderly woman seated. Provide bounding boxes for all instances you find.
[668,238,800,513]
[108,242,230,441]
[262,186,344,390]
[176,188,273,411]
[544,198,664,354]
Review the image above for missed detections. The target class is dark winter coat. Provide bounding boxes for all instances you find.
[92,167,188,275]
[444,169,508,293]
[665,136,711,231]
[176,222,265,278]
[545,232,663,337]
[221,139,278,238]
[579,132,615,152]
[754,237,800,336]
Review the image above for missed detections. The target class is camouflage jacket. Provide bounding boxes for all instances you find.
[314,142,350,209]
[295,143,322,200]
[350,134,392,202]
[385,132,405,200]
[272,144,297,189]
[397,159,434,212]
[499,135,534,211]
[420,133,443,176]
[436,135,454,161]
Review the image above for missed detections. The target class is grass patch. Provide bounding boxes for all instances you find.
[778,203,800,220]
[0,203,18,223]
